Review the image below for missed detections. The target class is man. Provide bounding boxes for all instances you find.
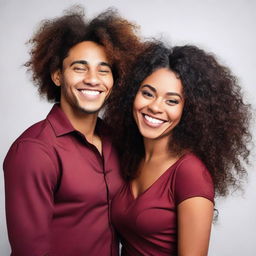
[3,7,143,256]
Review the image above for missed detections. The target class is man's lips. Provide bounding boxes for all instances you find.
[78,89,103,96]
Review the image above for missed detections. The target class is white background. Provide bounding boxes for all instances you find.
[0,0,255,255]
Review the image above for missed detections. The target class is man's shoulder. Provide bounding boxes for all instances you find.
[7,115,57,157]
[3,118,60,178]
[4,118,58,169]
[17,118,55,144]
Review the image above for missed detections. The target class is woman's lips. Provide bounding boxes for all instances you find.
[142,113,166,127]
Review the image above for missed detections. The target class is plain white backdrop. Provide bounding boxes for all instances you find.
[0,0,255,255]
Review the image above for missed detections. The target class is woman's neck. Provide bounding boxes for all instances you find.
[143,136,172,162]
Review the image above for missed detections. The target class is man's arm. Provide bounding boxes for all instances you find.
[3,139,58,256]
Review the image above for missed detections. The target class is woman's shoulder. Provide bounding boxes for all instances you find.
[172,152,215,204]
[176,152,207,171]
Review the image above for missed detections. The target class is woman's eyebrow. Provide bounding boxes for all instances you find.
[140,84,156,92]
[166,92,182,99]
[141,84,182,99]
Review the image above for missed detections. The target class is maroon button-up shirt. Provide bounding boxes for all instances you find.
[3,104,123,256]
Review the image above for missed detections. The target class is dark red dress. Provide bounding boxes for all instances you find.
[111,153,214,256]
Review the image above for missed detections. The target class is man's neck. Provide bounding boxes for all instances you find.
[60,103,98,140]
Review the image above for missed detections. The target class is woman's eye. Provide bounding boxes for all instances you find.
[142,90,153,98]
[166,99,179,105]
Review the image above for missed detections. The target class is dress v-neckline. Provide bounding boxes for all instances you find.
[129,154,187,200]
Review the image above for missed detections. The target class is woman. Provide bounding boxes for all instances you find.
[104,43,251,256]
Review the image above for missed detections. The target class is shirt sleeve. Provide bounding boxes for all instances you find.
[174,155,215,205]
[3,139,58,256]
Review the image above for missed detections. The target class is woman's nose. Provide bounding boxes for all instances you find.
[147,98,163,114]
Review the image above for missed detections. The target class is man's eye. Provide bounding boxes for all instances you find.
[99,69,111,74]
[74,68,84,71]
[73,66,86,71]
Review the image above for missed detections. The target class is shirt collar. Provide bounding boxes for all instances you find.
[47,104,75,137]
[47,104,108,137]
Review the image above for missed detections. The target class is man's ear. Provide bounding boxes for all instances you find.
[51,69,62,86]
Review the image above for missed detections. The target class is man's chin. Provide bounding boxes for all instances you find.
[77,100,109,115]
[77,105,102,115]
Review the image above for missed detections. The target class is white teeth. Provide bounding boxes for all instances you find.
[144,114,164,124]
[81,90,100,96]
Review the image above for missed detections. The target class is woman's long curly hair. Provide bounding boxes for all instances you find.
[25,6,144,102]
[104,42,252,197]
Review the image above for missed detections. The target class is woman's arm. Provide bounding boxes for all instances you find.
[177,197,214,256]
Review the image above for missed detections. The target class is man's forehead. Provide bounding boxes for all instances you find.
[64,41,110,65]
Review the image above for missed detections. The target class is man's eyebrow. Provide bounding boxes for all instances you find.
[141,84,182,99]
[70,60,88,66]
[70,60,111,68]
[99,62,112,68]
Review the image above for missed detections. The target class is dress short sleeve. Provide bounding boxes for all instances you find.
[174,154,215,205]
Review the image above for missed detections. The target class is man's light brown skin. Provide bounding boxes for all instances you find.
[52,41,114,153]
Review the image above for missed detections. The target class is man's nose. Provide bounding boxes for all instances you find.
[83,70,100,86]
